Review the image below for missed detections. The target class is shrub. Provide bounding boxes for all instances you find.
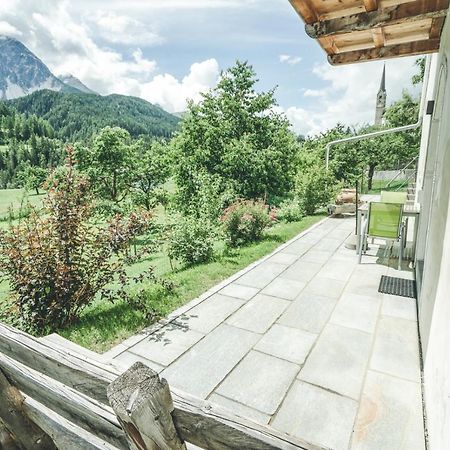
[220,199,272,247]
[0,147,160,333]
[167,215,216,266]
[277,198,305,222]
[296,165,339,215]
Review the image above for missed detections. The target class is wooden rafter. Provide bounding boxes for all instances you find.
[372,27,386,46]
[364,0,378,12]
[328,38,440,65]
[288,0,317,23]
[305,0,449,38]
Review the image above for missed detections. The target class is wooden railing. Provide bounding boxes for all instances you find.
[0,323,326,450]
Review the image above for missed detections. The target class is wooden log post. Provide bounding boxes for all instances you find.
[107,362,186,450]
[0,369,57,450]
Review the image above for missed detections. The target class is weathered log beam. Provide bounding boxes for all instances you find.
[0,368,57,450]
[0,353,128,449]
[306,1,449,38]
[288,0,317,23]
[364,0,378,12]
[328,38,440,65]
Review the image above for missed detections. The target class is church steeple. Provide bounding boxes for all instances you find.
[375,64,387,126]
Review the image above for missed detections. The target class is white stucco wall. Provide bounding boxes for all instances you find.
[416,10,450,450]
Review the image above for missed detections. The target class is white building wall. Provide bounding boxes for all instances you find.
[416,10,450,450]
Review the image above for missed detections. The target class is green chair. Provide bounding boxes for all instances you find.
[380,191,407,204]
[358,202,405,269]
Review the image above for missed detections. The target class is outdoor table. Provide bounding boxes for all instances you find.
[356,202,421,259]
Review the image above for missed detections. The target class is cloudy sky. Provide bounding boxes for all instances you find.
[0,0,421,135]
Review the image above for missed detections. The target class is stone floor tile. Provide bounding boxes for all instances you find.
[176,294,244,334]
[278,292,337,334]
[208,393,271,424]
[370,316,421,382]
[114,351,165,373]
[282,240,313,256]
[219,283,259,301]
[237,262,287,289]
[226,294,289,334]
[261,278,306,301]
[298,323,372,400]
[330,293,381,333]
[254,324,316,364]
[314,238,343,252]
[300,250,334,264]
[268,252,299,265]
[303,276,346,299]
[162,324,260,399]
[381,295,417,321]
[351,371,425,450]
[279,260,322,283]
[272,381,358,450]
[129,323,204,366]
[216,351,299,415]
[317,260,355,282]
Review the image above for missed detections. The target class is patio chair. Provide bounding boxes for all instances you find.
[358,202,405,270]
[380,191,407,204]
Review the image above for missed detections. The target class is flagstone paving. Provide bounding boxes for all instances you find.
[108,216,425,450]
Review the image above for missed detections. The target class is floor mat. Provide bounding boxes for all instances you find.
[378,275,417,299]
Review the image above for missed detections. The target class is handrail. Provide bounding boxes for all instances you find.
[325,55,432,170]
[386,155,419,188]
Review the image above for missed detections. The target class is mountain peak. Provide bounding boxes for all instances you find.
[58,74,98,95]
[0,36,84,100]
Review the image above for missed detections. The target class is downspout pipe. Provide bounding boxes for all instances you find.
[325,56,432,170]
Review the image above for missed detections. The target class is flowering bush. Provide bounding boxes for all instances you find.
[277,198,305,222]
[220,199,272,247]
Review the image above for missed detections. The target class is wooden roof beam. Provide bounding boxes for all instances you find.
[364,0,378,12]
[372,27,386,47]
[328,38,440,65]
[288,0,317,24]
[306,0,449,38]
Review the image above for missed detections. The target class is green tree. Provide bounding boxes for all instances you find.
[77,127,136,204]
[17,163,48,195]
[173,61,298,217]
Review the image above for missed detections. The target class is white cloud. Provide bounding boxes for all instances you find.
[0,20,22,37]
[303,89,325,98]
[140,59,220,113]
[93,11,163,46]
[279,54,302,65]
[285,57,420,136]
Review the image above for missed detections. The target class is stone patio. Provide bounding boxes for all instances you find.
[105,217,425,450]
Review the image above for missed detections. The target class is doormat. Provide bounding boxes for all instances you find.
[378,275,416,299]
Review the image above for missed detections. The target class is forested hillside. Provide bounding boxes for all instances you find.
[0,102,63,188]
[9,90,180,141]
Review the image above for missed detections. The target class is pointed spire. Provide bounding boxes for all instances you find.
[379,63,386,92]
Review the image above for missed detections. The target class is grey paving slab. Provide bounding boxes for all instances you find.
[226,294,289,334]
[381,294,417,321]
[261,278,306,301]
[208,393,271,424]
[298,323,373,400]
[278,292,337,334]
[330,292,381,333]
[176,294,244,334]
[302,276,346,299]
[282,240,313,256]
[351,371,425,450]
[317,259,355,282]
[279,260,322,283]
[115,351,165,373]
[314,237,343,252]
[219,283,259,301]
[268,252,300,265]
[370,316,421,382]
[272,381,358,450]
[128,323,204,367]
[236,262,287,289]
[345,266,387,298]
[161,324,260,399]
[299,250,334,265]
[254,324,316,364]
[216,350,299,415]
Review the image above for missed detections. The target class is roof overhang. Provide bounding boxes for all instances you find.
[289,0,449,65]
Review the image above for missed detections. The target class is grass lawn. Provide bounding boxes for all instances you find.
[0,189,45,226]
[366,179,408,195]
[59,214,325,352]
